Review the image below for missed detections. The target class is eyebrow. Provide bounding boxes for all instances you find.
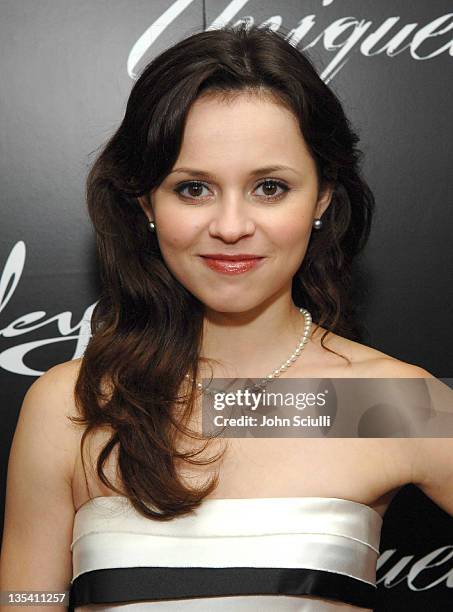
[169,165,300,178]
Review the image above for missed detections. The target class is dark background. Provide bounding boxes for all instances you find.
[1,1,452,609]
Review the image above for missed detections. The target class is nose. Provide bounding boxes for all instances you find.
[208,193,256,242]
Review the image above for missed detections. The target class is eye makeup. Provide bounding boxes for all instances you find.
[173,178,291,203]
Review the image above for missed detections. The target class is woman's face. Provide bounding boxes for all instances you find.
[139,93,333,313]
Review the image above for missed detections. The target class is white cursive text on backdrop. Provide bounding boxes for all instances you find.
[377,546,453,590]
[127,0,453,83]
[0,241,94,376]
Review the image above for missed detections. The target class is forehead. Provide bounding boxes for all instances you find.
[175,92,314,169]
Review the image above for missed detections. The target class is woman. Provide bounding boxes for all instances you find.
[1,24,451,612]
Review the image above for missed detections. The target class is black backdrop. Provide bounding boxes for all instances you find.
[1,1,452,609]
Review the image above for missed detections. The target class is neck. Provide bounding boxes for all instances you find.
[199,296,313,380]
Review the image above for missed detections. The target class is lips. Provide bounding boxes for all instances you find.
[199,255,265,275]
[199,254,264,261]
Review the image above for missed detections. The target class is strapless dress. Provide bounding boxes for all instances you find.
[69,495,383,611]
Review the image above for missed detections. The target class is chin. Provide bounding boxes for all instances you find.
[198,294,267,315]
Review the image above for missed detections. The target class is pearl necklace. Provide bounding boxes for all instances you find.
[184,307,312,395]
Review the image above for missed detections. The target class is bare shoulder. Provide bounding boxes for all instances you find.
[38,355,84,392]
[350,344,452,516]
[0,358,86,588]
[358,355,433,378]
[40,356,84,419]
[26,358,86,478]
[311,323,433,377]
[312,328,443,502]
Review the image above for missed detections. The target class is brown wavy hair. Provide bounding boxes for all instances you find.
[70,23,376,520]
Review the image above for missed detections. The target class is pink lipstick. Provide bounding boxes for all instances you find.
[199,254,265,275]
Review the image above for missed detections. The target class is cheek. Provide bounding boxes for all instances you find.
[272,216,312,251]
[158,218,199,251]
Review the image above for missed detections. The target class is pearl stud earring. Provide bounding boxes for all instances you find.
[313,218,323,230]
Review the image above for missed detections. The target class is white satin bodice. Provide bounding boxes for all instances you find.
[69,495,383,611]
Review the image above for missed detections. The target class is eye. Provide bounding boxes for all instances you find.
[173,178,290,202]
[254,179,289,201]
[173,181,211,201]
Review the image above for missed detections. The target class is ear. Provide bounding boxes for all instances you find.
[137,195,154,224]
[315,183,335,219]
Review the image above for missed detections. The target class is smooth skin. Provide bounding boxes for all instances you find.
[1,93,452,610]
